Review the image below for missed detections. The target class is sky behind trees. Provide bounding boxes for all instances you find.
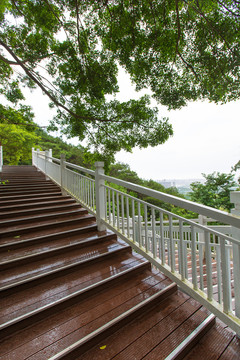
[22,66,240,180]
[1,1,239,180]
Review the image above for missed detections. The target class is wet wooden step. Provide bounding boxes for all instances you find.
[0,254,149,327]
[0,239,132,296]
[0,183,59,191]
[70,293,212,360]
[0,208,88,229]
[0,202,83,220]
[0,191,63,202]
[0,187,61,196]
[0,223,98,250]
[0,231,117,269]
[0,165,236,359]
[0,214,95,239]
[0,257,151,339]
[0,197,75,212]
[0,272,174,359]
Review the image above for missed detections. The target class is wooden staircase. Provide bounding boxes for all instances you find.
[0,166,239,360]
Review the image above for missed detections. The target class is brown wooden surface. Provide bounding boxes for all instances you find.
[0,165,239,360]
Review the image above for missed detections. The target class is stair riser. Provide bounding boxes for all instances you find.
[0,188,60,196]
[0,261,150,339]
[0,209,88,228]
[0,192,63,202]
[0,193,67,205]
[0,224,98,252]
[0,215,95,238]
[0,184,59,190]
[0,199,75,211]
[0,233,117,270]
[0,245,132,298]
[0,204,82,219]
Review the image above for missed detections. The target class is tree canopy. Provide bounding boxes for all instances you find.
[190,171,238,212]
[0,104,40,164]
[1,0,239,157]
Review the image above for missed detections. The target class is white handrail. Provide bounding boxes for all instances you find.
[32,149,240,336]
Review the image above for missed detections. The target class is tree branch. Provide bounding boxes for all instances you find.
[183,0,233,51]
[0,39,106,122]
[0,52,55,66]
[216,0,240,17]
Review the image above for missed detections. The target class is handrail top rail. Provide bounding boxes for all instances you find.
[102,174,240,229]
[33,149,240,229]
[65,161,95,176]
[104,183,240,244]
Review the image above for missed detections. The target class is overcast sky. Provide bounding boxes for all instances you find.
[22,67,240,181]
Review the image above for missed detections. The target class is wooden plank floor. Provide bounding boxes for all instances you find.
[0,166,239,360]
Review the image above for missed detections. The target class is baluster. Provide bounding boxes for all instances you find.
[191,225,198,289]
[126,197,130,238]
[112,191,116,227]
[87,179,90,207]
[132,199,135,242]
[179,220,185,280]
[90,179,93,207]
[220,237,232,313]
[169,216,175,272]
[160,211,165,265]
[205,231,213,301]
[199,242,204,290]
[77,173,79,199]
[104,187,107,221]
[151,208,156,257]
[138,202,142,247]
[144,204,148,252]
[93,181,95,211]
[216,244,222,304]
[116,192,120,230]
[80,175,83,202]
[121,194,125,234]
[232,242,240,318]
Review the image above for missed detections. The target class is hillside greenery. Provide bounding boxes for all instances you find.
[1,0,240,160]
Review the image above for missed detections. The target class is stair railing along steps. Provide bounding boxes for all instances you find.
[0,161,239,358]
[32,149,240,335]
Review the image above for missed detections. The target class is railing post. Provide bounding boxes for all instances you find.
[95,161,106,232]
[0,144,3,172]
[45,150,50,180]
[32,147,35,166]
[230,191,240,319]
[49,148,52,162]
[60,153,66,195]
[36,148,40,169]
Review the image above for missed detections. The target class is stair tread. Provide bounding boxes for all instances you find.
[0,210,90,232]
[0,274,172,360]
[0,203,82,219]
[0,224,98,252]
[0,198,75,211]
[76,294,208,360]
[0,215,96,240]
[182,322,236,360]
[0,232,115,264]
[0,239,128,288]
[0,165,234,359]
[0,257,149,325]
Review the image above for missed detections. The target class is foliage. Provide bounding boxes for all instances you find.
[109,161,196,218]
[190,172,238,212]
[232,160,240,184]
[0,103,40,164]
[1,1,240,157]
